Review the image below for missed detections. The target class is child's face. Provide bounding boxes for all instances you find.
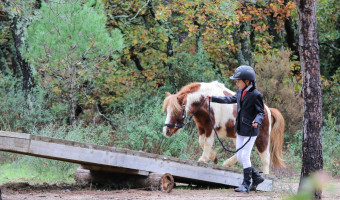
[236,80,249,89]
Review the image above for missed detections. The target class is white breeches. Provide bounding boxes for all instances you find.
[236,134,257,169]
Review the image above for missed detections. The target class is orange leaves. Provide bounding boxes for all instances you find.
[236,0,296,33]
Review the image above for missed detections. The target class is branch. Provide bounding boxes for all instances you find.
[320,42,340,53]
[82,90,115,126]
[128,0,151,22]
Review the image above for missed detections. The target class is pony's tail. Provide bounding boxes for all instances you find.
[269,108,286,169]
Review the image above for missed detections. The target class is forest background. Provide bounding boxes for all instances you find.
[0,0,339,184]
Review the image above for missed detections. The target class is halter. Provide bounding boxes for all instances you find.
[164,98,207,128]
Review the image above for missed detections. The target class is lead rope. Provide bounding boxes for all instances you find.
[208,98,253,153]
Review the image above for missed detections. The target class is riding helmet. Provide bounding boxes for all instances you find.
[230,65,256,81]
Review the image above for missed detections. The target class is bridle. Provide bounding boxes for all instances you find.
[164,98,207,129]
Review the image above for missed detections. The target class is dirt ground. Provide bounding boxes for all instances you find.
[1,178,339,200]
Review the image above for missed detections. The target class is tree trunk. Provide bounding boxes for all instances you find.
[75,167,175,193]
[69,69,77,126]
[295,0,323,199]
[10,15,34,92]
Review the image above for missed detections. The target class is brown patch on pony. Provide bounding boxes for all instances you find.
[178,83,201,95]
[225,120,236,138]
[223,90,233,96]
[215,126,221,131]
[233,104,237,118]
[255,108,270,153]
[192,97,214,138]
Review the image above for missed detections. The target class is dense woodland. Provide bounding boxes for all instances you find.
[0,0,339,180]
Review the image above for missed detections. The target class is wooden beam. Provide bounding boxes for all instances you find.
[0,131,274,191]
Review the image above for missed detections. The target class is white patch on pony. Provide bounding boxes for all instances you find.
[186,81,236,138]
[223,138,238,167]
[257,105,271,174]
[163,106,173,137]
[198,134,216,162]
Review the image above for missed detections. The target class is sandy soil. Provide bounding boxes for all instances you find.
[1,178,339,200]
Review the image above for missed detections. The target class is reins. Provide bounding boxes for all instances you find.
[208,99,253,153]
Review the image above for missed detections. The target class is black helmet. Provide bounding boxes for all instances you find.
[230,65,256,81]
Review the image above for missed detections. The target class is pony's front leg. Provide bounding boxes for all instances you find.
[222,138,238,167]
[198,133,217,163]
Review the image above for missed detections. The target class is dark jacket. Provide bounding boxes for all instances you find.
[211,87,265,136]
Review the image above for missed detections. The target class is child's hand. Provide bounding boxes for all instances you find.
[252,121,258,128]
[205,96,211,101]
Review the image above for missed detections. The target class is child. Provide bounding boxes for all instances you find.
[206,65,265,193]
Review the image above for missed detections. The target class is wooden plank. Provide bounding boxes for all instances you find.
[0,136,30,153]
[0,131,273,191]
[0,131,31,139]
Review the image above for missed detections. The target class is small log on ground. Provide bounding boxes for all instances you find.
[74,167,174,193]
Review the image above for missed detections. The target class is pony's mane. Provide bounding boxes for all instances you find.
[163,94,181,114]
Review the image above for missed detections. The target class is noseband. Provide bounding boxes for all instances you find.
[164,107,187,128]
[164,98,206,129]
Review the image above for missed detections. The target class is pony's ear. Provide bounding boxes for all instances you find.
[177,94,186,104]
[165,92,171,97]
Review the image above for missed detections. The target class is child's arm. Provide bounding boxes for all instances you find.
[207,94,237,104]
[253,94,265,126]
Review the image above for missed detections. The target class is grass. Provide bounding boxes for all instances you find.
[0,156,77,184]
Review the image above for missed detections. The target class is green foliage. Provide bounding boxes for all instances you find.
[322,114,340,176]
[168,51,226,91]
[25,0,123,68]
[24,0,124,125]
[322,68,340,121]
[284,114,340,176]
[317,0,340,78]
[0,72,54,132]
[111,92,200,160]
[31,123,112,145]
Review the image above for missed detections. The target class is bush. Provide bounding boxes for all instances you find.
[0,72,55,132]
[283,114,340,177]
[255,50,303,137]
[322,114,340,176]
[322,68,340,122]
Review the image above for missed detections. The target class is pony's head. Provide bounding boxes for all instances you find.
[162,92,188,137]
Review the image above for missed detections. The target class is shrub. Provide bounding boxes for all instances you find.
[255,50,303,137]
[0,72,55,132]
[322,113,340,176]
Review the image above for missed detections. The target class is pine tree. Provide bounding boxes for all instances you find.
[25,0,124,126]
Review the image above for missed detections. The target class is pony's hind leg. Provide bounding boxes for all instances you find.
[222,138,238,167]
[257,146,270,174]
[198,133,216,163]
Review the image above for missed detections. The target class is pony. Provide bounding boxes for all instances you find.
[162,81,285,174]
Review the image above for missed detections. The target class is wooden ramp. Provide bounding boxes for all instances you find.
[0,131,273,191]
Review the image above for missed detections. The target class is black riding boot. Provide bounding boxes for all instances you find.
[250,167,264,191]
[235,167,252,193]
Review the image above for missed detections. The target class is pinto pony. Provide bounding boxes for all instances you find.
[163,81,285,174]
